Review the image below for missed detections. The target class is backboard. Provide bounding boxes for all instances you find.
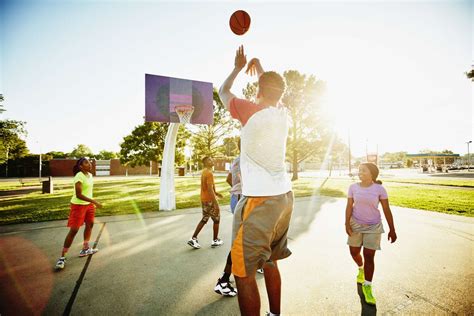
[145,74,213,125]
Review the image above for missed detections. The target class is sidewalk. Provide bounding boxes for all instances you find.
[1,196,473,315]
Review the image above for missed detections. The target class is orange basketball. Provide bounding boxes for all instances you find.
[229,10,251,36]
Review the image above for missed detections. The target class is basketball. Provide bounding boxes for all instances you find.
[229,10,251,35]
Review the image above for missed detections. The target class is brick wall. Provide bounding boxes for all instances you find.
[50,159,96,177]
[109,159,159,176]
[214,158,233,171]
[49,159,159,176]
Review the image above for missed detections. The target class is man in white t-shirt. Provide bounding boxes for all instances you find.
[219,45,294,316]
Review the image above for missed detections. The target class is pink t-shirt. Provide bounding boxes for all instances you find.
[348,183,388,225]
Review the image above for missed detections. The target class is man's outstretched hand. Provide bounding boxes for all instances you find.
[219,45,248,109]
[235,45,247,71]
[246,58,263,76]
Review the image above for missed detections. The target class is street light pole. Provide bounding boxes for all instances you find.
[39,151,42,180]
[5,146,8,177]
[36,141,42,181]
[466,141,471,171]
[348,132,352,176]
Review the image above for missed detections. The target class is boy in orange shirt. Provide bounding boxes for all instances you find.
[188,156,223,249]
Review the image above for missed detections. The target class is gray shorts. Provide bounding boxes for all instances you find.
[231,191,294,277]
[347,217,384,250]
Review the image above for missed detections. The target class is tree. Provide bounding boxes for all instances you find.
[381,151,407,163]
[418,149,454,154]
[242,70,327,180]
[466,66,474,82]
[0,120,28,177]
[0,99,29,176]
[419,149,435,154]
[326,136,350,171]
[120,122,189,167]
[441,149,454,154]
[0,94,5,114]
[70,144,94,158]
[0,120,28,165]
[221,136,240,158]
[96,150,117,160]
[190,89,237,162]
[242,82,258,101]
[8,141,29,160]
[44,151,67,159]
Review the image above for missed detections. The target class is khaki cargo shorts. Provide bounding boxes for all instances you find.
[347,217,384,251]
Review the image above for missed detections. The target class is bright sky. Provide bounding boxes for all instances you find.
[1,0,472,157]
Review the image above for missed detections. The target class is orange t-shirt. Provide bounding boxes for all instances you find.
[201,168,215,202]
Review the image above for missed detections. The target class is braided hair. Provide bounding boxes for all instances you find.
[73,157,87,176]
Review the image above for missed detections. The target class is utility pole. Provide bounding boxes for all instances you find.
[39,152,42,180]
[376,144,379,166]
[37,141,42,181]
[467,141,472,172]
[365,138,368,162]
[5,146,8,177]
[348,132,352,176]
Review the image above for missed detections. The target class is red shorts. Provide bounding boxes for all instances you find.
[67,203,95,228]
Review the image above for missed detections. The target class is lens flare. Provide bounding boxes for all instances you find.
[310,131,336,204]
[0,236,54,315]
[129,199,146,228]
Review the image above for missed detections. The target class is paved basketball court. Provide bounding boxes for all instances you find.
[1,196,472,315]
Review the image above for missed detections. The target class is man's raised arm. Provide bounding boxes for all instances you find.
[219,45,247,111]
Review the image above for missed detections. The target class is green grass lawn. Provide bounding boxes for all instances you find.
[380,178,474,187]
[0,176,472,225]
[310,178,474,216]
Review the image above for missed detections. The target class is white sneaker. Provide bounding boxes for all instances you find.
[79,247,98,257]
[55,257,66,270]
[214,278,237,297]
[187,238,201,249]
[257,268,264,274]
[211,239,223,248]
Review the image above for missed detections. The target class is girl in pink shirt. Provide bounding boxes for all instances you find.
[345,163,397,306]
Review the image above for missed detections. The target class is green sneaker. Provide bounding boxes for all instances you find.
[357,268,365,284]
[362,284,376,305]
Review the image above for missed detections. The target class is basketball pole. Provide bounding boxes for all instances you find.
[159,123,180,211]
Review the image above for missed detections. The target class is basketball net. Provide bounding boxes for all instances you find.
[175,105,194,124]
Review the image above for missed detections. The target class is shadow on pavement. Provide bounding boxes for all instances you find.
[43,211,242,315]
[2,194,338,315]
[357,283,377,316]
[288,195,338,239]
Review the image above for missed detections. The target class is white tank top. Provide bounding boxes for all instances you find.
[240,106,292,196]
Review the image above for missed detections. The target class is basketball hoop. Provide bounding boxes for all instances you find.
[175,105,194,124]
